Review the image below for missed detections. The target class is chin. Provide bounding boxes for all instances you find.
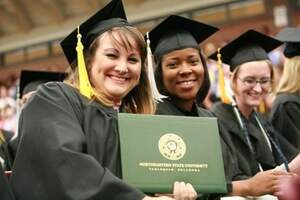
[246,102,260,109]
[177,95,196,102]
[247,97,262,106]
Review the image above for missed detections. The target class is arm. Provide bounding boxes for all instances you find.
[289,153,300,175]
[231,170,289,196]
[11,83,145,200]
[270,101,300,150]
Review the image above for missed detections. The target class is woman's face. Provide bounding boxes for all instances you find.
[89,32,142,102]
[161,48,204,102]
[233,60,272,109]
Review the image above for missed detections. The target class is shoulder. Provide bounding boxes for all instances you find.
[211,101,233,117]
[37,82,82,103]
[33,82,116,117]
[271,93,300,116]
[156,99,178,115]
[195,106,214,117]
[274,93,300,105]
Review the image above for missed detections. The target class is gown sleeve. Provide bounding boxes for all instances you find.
[270,100,300,149]
[11,83,145,200]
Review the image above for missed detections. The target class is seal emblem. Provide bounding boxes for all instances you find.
[158,133,186,160]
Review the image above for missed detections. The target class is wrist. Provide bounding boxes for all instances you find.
[142,196,153,200]
[231,179,251,196]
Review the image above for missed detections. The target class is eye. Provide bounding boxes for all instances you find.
[260,78,271,84]
[243,78,256,85]
[166,62,178,69]
[128,56,140,64]
[106,53,118,59]
[189,59,200,65]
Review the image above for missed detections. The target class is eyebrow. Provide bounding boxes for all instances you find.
[103,48,118,52]
[242,76,271,79]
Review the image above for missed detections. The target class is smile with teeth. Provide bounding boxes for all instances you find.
[177,80,195,86]
[248,92,261,97]
[109,75,129,82]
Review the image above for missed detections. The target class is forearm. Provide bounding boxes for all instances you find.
[289,154,300,175]
[231,180,251,196]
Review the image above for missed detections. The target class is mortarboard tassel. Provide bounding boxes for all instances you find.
[76,26,93,99]
[258,100,266,113]
[0,131,4,145]
[146,32,166,102]
[217,48,232,104]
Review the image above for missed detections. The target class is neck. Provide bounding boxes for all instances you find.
[173,98,195,112]
[235,99,253,119]
[113,100,122,110]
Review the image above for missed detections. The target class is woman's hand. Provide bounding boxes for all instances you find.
[143,196,174,200]
[246,170,291,196]
[173,181,197,200]
[232,169,292,196]
[274,175,300,200]
[154,181,198,200]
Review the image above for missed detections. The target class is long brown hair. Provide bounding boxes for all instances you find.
[65,26,155,114]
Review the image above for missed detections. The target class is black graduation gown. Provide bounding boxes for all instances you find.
[0,129,14,171]
[269,93,300,149]
[0,164,15,200]
[211,102,298,177]
[10,82,145,200]
[156,99,243,194]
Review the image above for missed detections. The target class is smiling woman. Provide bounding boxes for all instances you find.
[9,1,196,200]
[160,48,205,111]
[88,29,142,104]
[210,29,299,197]
[147,14,253,199]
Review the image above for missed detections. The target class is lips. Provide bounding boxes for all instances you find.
[176,79,196,87]
[247,92,262,98]
[108,74,129,81]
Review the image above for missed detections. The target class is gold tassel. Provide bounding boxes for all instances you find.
[258,100,266,113]
[0,130,5,145]
[217,48,231,104]
[76,26,93,99]
[146,32,166,102]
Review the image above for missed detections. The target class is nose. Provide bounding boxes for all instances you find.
[115,60,128,74]
[179,63,192,76]
[252,82,262,93]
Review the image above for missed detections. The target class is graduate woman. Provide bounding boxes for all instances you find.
[147,15,288,198]
[210,30,298,196]
[269,27,300,149]
[10,1,197,200]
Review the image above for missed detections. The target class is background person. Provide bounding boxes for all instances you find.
[269,27,300,150]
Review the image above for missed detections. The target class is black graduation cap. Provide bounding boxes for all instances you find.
[60,0,130,65]
[148,15,219,61]
[209,29,282,71]
[276,27,300,58]
[19,70,66,98]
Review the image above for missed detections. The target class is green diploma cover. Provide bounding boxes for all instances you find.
[118,113,227,193]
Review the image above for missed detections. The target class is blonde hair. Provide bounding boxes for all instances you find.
[276,56,300,94]
[230,59,274,94]
[65,26,155,114]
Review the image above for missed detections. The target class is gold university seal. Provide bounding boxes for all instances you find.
[158,133,186,160]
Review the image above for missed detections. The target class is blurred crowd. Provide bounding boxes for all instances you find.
[0,83,18,135]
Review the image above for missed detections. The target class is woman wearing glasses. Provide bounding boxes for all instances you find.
[210,30,298,196]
